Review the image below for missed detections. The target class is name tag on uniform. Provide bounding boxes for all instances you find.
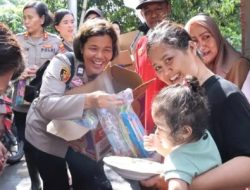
[77,65,84,77]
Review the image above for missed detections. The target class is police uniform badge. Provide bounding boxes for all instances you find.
[60,66,71,82]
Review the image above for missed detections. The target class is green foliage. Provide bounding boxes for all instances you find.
[0,0,68,34]
[0,5,23,33]
[43,0,67,12]
[77,0,140,33]
[0,0,242,49]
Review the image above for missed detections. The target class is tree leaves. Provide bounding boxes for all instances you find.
[0,0,241,49]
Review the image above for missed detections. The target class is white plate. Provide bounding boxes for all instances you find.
[103,156,164,180]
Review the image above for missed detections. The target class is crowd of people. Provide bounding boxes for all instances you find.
[0,0,249,190]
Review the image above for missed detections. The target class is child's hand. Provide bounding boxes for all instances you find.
[143,134,157,151]
[144,134,171,156]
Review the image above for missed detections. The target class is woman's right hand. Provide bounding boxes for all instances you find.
[85,91,124,109]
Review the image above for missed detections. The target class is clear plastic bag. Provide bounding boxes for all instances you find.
[97,88,150,158]
[73,109,99,130]
[13,79,27,106]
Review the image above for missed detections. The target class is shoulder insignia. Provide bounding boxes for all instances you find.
[60,66,71,82]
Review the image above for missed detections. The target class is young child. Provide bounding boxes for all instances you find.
[144,75,221,190]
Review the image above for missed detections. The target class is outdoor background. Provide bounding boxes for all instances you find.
[0,0,241,50]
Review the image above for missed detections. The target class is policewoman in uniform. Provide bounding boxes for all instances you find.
[13,1,61,190]
[54,9,75,52]
[25,19,122,190]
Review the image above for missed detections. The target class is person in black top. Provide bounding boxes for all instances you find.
[142,20,250,189]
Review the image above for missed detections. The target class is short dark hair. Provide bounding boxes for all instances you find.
[152,76,210,144]
[73,19,118,63]
[23,1,52,28]
[0,23,24,79]
[147,20,191,53]
[54,9,74,26]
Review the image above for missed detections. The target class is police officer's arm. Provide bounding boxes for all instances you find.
[37,54,86,121]
[37,54,123,121]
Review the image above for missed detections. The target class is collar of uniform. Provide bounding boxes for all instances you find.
[24,31,49,41]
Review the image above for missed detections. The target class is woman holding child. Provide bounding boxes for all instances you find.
[142,20,250,190]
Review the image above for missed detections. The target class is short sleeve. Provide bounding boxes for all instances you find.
[163,152,197,184]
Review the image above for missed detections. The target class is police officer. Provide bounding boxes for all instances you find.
[54,9,75,52]
[25,19,122,190]
[13,2,61,190]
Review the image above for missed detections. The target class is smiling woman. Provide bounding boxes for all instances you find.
[24,18,122,190]
[141,20,250,190]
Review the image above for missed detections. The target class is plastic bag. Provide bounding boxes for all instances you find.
[13,79,27,106]
[97,88,150,158]
[73,109,98,130]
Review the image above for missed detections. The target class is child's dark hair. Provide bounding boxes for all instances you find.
[152,75,210,144]
[23,1,52,28]
[147,20,191,54]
